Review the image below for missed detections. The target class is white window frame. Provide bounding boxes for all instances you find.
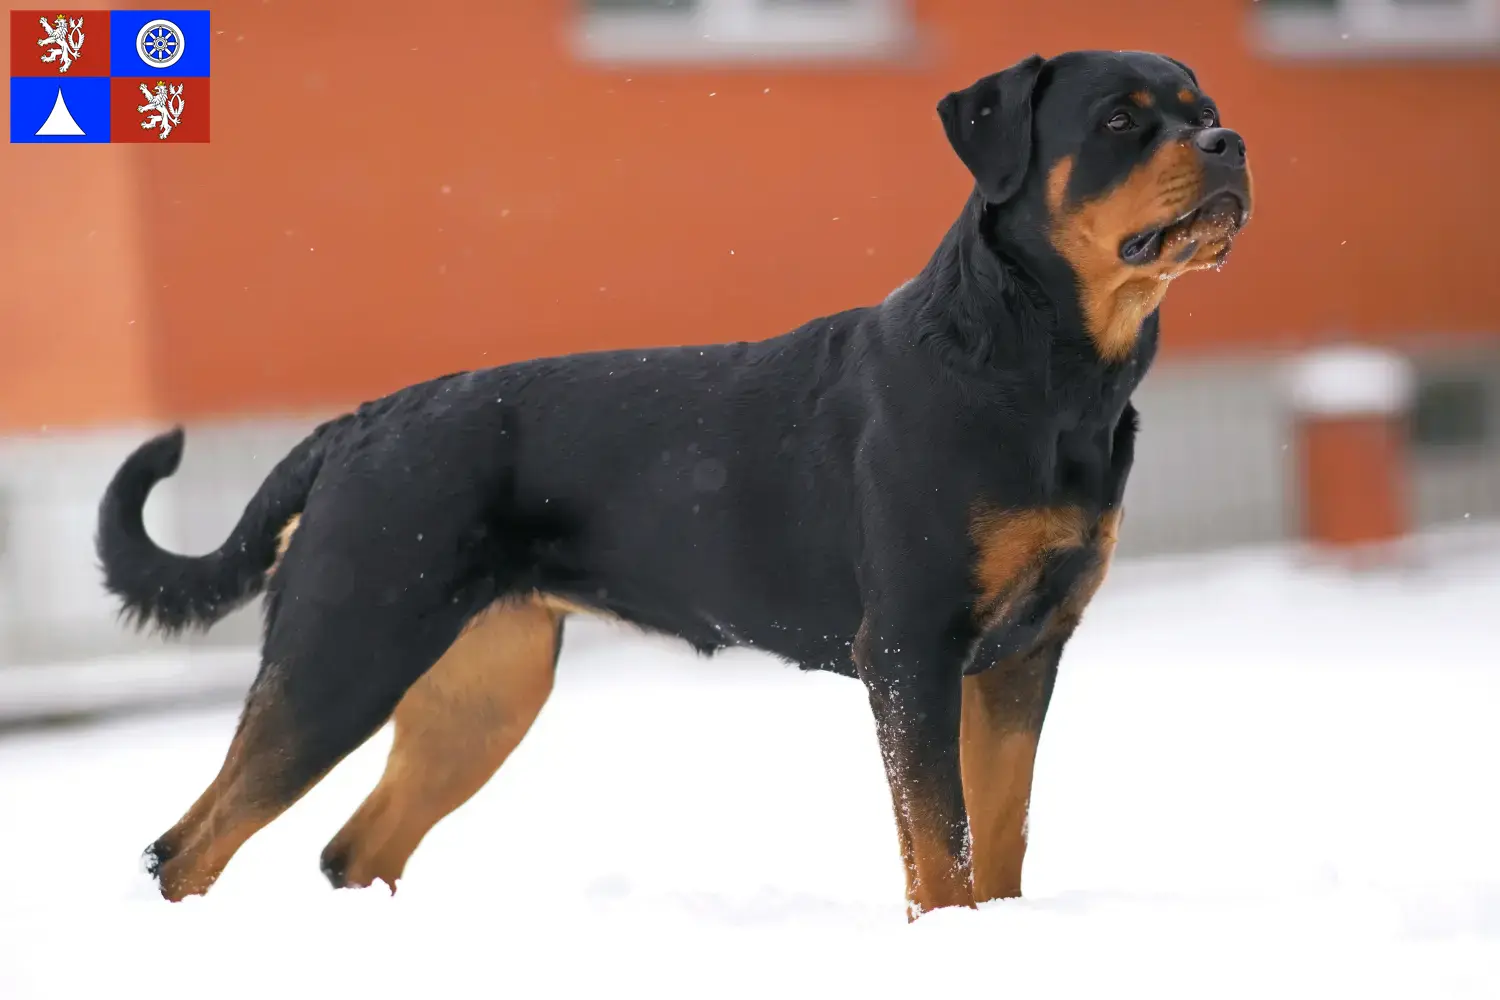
[1255,0,1500,59]
[573,0,913,65]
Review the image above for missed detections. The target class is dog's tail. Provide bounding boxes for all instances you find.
[96,424,330,636]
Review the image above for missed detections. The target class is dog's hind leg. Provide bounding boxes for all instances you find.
[319,600,562,891]
[143,593,477,901]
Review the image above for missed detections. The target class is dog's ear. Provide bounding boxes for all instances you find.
[937,54,1045,206]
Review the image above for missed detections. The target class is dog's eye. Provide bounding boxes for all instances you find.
[1200,107,1218,127]
[1106,111,1136,132]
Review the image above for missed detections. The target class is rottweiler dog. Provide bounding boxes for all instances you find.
[98,49,1251,919]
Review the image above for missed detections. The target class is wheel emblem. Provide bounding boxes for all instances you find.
[136,18,185,70]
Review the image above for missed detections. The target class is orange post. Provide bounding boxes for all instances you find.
[1289,346,1414,552]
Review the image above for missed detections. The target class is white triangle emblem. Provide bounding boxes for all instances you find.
[35,89,85,136]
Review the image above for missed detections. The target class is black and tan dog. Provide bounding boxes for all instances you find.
[98,50,1251,919]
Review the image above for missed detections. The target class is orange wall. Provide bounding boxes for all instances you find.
[4,0,1499,430]
[1,115,154,427]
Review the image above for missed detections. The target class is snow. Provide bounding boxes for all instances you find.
[3,540,1499,998]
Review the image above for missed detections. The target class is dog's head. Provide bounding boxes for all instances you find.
[939,50,1253,361]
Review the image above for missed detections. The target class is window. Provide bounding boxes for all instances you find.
[1253,0,1500,59]
[1411,374,1492,452]
[573,0,912,65]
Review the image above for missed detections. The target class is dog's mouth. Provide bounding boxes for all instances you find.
[1119,191,1250,266]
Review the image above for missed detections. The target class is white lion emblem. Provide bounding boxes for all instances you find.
[138,82,186,140]
[37,14,85,73]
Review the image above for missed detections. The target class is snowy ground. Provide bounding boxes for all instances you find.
[2,540,1499,998]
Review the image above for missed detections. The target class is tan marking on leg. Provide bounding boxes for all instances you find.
[321,600,559,890]
[877,752,974,921]
[961,668,1042,903]
[151,670,302,901]
[155,805,276,900]
[900,804,975,920]
[856,635,975,921]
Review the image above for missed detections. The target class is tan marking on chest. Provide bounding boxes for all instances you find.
[970,506,1089,624]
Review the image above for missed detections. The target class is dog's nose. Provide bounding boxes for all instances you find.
[1193,127,1246,168]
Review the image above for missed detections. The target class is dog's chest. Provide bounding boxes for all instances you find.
[967,410,1129,636]
[1044,389,1130,506]
[1048,423,1115,510]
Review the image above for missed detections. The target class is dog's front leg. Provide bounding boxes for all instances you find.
[854,614,975,921]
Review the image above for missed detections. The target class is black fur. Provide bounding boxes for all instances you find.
[99,50,1251,910]
[97,422,332,635]
[937,54,1045,206]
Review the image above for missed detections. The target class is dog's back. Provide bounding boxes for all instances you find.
[99,308,881,665]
